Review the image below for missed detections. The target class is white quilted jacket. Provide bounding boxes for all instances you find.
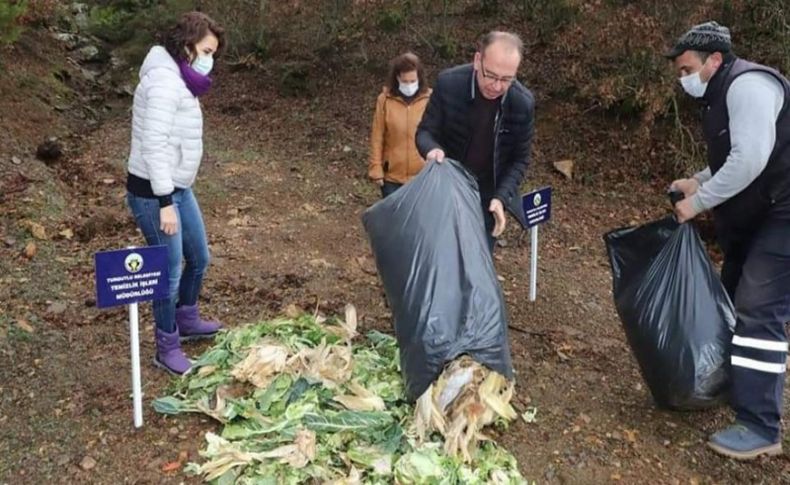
[127,46,203,196]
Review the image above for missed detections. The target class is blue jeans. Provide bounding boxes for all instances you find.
[126,189,210,332]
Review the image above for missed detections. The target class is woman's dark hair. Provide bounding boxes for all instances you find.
[387,52,427,96]
[162,11,226,62]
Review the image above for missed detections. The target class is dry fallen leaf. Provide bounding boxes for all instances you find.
[553,159,574,180]
[16,319,34,333]
[59,229,74,240]
[23,242,37,259]
[29,222,47,240]
[161,461,182,473]
[283,304,302,319]
[623,428,638,443]
[309,258,332,269]
[80,456,97,471]
[354,256,377,276]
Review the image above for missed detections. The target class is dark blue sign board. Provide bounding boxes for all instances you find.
[522,187,552,228]
[95,246,169,308]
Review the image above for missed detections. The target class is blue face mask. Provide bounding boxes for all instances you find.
[191,54,214,76]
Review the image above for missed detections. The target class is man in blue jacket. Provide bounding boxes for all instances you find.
[416,31,535,251]
[668,21,790,460]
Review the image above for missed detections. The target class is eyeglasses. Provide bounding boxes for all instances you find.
[480,59,516,85]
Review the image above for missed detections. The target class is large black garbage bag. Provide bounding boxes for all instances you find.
[604,216,735,410]
[362,159,513,401]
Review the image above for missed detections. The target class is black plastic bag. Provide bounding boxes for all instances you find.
[362,159,513,401]
[604,216,734,410]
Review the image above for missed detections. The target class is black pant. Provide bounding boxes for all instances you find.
[722,219,790,442]
[380,181,402,198]
[481,197,496,254]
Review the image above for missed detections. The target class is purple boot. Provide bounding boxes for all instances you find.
[154,328,191,375]
[175,304,222,341]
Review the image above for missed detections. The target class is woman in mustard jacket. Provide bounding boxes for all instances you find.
[368,52,431,197]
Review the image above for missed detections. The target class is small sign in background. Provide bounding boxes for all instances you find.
[522,187,552,228]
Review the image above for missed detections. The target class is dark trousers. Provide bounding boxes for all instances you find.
[380,181,402,198]
[481,197,496,254]
[722,220,790,442]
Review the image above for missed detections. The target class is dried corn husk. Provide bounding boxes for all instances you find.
[197,433,266,481]
[288,339,353,388]
[412,383,446,440]
[230,342,289,388]
[324,466,362,485]
[257,428,316,468]
[333,381,386,411]
[412,355,517,462]
[197,365,217,377]
[321,304,359,342]
[195,385,232,423]
[197,429,315,480]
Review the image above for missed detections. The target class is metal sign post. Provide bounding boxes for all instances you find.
[128,301,143,427]
[530,225,539,301]
[95,245,169,428]
[521,187,553,302]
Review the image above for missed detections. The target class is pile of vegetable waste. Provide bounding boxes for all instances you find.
[153,306,528,484]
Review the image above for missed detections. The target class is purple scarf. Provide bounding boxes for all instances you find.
[177,59,212,97]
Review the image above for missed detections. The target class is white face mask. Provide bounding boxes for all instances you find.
[399,81,419,97]
[679,71,708,98]
[192,54,214,76]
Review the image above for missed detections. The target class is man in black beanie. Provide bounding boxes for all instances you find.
[667,21,790,459]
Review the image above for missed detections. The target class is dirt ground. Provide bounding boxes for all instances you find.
[2,41,790,485]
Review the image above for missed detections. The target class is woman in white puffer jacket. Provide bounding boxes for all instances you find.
[126,11,225,375]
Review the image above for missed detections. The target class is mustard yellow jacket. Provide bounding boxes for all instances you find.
[368,87,431,184]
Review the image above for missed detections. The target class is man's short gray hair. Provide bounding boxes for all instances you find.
[479,31,524,57]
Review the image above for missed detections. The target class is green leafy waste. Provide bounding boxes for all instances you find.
[153,311,530,484]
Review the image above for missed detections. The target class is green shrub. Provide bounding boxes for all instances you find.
[0,0,28,45]
[278,61,315,97]
[87,4,135,43]
[434,33,457,60]
[377,7,404,33]
[520,0,578,42]
[480,0,498,16]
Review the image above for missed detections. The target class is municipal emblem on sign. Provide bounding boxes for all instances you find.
[124,253,143,273]
[522,187,552,229]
